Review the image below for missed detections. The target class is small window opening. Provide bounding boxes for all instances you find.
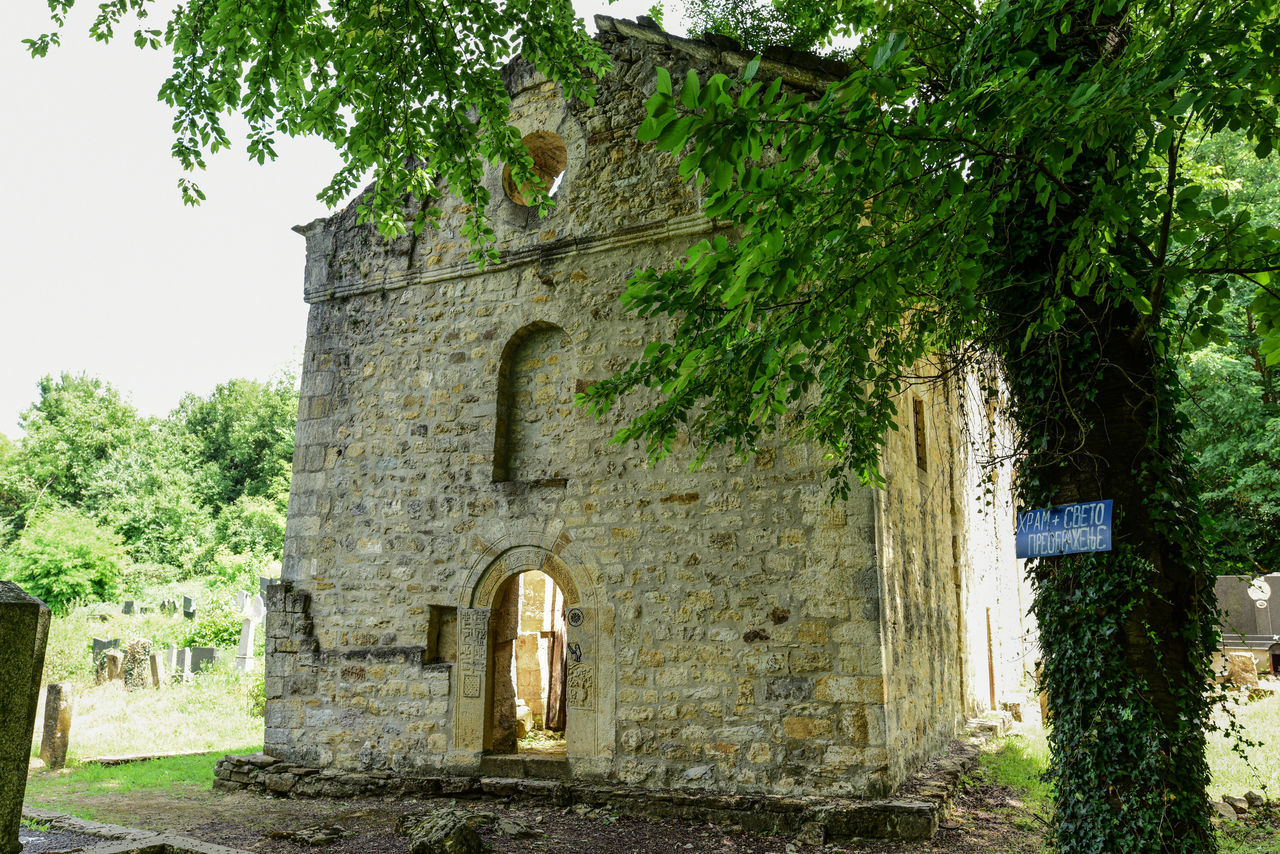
[428,606,458,664]
[913,397,927,471]
[502,131,568,207]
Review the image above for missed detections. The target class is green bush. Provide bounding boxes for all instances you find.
[177,591,243,648]
[1,507,126,612]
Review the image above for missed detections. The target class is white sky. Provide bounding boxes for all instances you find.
[0,0,685,437]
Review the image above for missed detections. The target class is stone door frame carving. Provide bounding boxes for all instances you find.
[448,522,614,778]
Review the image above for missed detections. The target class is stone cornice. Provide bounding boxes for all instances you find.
[304,212,715,304]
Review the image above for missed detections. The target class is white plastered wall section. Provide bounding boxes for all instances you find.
[955,366,1036,717]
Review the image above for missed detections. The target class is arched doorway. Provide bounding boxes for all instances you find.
[488,569,568,757]
[450,534,614,778]
[1269,643,1280,676]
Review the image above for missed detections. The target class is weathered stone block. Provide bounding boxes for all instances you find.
[1,582,50,854]
[38,682,74,770]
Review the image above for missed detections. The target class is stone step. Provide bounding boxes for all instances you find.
[478,753,569,780]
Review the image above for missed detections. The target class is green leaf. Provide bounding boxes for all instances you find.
[681,69,701,110]
[656,66,672,96]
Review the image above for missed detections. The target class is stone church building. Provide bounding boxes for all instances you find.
[262,16,1034,802]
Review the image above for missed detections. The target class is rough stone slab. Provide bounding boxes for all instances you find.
[22,806,253,853]
[85,750,218,767]
[211,741,978,843]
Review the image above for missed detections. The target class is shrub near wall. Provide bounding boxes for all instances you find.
[2,507,126,612]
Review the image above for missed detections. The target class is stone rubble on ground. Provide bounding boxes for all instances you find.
[1209,791,1274,821]
[398,809,488,854]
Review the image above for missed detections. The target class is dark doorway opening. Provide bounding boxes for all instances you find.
[488,570,568,761]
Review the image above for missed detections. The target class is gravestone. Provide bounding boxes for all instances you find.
[39,683,74,770]
[92,637,123,684]
[235,591,247,611]
[122,638,153,689]
[139,606,153,614]
[103,650,124,682]
[183,596,194,612]
[92,637,122,674]
[148,652,165,688]
[259,577,271,597]
[1,581,51,854]
[235,620,257,673]
[122,600,134,615]
[247,594,266,624]
[189,647,217,674]
[173,648,190,684]
[165,644,178,673]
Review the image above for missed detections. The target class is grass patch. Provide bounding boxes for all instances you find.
[980,727,1053,815]
[1208,690,1280,801]
[978,691,1280,852]
[31,658,263,763]
[24,746,261,821]
[1217,807,1280,854]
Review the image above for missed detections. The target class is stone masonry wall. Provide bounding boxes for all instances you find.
[270,17,988,799]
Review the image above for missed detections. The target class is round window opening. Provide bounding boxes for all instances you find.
[502,131,568,207]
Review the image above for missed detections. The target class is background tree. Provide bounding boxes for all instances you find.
[18,373,144,513]
[176,377,299,514]
[1178,130,1280,575]
[84,420,213,572]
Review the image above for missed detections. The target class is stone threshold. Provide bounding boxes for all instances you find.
[478,753,569,779]
[21,806,252,854]
[213,739,979,843]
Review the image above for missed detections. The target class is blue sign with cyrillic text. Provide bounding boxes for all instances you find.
[1015,500,1113,558]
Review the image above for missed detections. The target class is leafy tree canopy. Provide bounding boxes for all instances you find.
[176,376,299,513]
[579,0,1280,850]
[18,373,145,511]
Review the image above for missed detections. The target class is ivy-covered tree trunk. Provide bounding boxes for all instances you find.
[975,4,1220,848]
[1000,297,1218,851]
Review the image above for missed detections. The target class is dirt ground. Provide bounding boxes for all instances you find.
[25,778,1048,854]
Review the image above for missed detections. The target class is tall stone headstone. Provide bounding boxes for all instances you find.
[148,652,165,689]
[234,620,257,673]
[121,638,154,690]
[1,581,51,854]
[247,594,266,624]
[39,683,74,770]
[173,648,191,684]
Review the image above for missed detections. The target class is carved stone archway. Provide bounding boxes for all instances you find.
[448,524,614,778]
